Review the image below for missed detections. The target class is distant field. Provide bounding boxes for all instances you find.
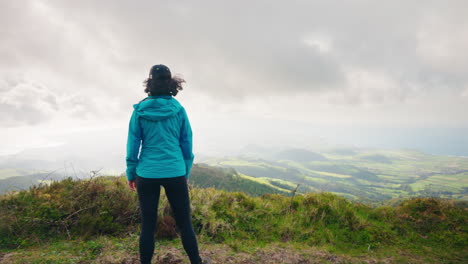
[0,169,32,180]
[201,148,468,202]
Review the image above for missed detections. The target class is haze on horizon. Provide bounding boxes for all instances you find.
[1,0,468,173]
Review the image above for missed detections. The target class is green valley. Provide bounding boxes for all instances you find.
[200,148,468,203]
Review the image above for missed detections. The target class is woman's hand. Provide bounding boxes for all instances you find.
[128,180,136,191]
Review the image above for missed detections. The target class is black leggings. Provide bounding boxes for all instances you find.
[136,175,202,264]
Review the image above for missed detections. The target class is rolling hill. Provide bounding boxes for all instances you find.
[0,164,290,197]
[200,147,468,202]
[2,147,467,203]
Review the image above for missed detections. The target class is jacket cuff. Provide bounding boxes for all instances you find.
[184,158,194,179]
[126,169,136,181]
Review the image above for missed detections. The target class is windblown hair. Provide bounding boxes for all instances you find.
[143,75,185,96]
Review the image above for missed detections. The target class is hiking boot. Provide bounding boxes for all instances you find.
[201,256,212,264]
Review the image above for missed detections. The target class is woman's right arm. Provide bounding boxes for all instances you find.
[179,107,194,179]
[126,109,142,181]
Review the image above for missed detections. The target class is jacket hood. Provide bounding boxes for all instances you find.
[133,96,182,121]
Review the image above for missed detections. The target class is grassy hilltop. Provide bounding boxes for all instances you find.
[0,168,467,263]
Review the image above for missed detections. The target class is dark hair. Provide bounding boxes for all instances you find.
[143,75,185,96]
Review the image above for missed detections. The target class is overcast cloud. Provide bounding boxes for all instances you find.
[1,0,467,162]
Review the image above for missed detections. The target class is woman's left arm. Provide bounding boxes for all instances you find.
[126,109,142,183]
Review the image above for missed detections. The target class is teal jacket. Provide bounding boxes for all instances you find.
[125,95,194,181]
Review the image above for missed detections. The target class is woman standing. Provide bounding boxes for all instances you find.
[126,64,210,264]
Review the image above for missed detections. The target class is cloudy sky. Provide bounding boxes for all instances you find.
[1,0,468,170]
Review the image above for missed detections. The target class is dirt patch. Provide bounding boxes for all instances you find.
[201,245,252,264]
[195,243,395,264]
[154,247,185,264]
[253,247,312,264]
[119,257,140,264]
[0,253,16,264]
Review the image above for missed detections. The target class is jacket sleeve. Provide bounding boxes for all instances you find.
[126,109,142,181]
[179,107,194,179]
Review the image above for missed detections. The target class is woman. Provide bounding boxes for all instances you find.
[126,64,210,264]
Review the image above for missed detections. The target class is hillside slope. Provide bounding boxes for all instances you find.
[189,164,290,196]
[0,164,289,197]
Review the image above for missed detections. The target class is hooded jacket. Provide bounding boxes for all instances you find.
[125,95,194,181]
